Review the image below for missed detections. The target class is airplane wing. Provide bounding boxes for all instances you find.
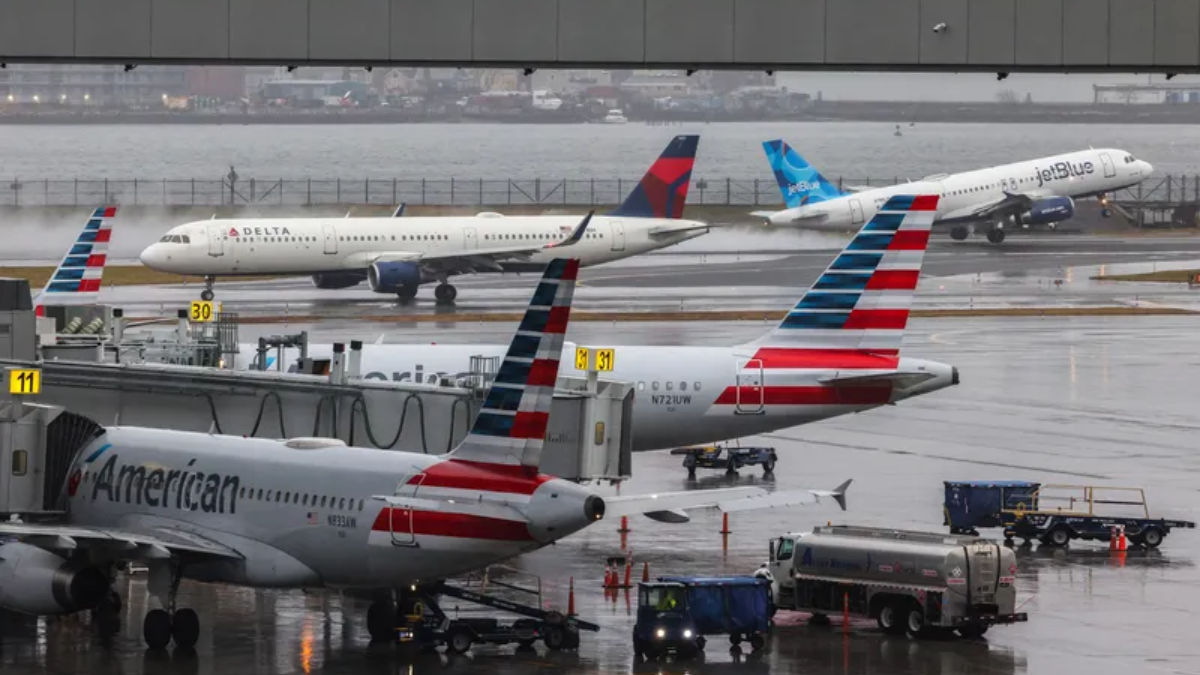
[646,222,711,239]
[366,211,593,274]
[748,209,831,225]
[601,480,851,524]
[0,522,243,560]
[939,190,1055,224]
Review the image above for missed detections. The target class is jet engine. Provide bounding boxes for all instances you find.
[1021,196,1075,225]
[368,261,424,294]
[0,542,108,615]
[311,272,365,290]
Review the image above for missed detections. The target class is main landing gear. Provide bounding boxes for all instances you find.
[950,225,969,241]
[200,275,216,302]
[396,284,419,302]
[433,282,457,305]
[143,562,200,650]
[949,223,1006,244]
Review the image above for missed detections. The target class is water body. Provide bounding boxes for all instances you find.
[1,122,1197,180]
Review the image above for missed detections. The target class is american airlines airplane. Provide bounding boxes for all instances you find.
[242,194,959,451]
[138,135,709,304]
[753,140,1153,243]
[32,205,120,316]
[0,258,846,650]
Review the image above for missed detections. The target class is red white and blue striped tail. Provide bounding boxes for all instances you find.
[743,194,938,357]
[35,206,119,317]
[448,257,580,470]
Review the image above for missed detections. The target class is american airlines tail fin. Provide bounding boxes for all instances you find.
[447,257,580,470]
[34,206,119,317]
[741,195,938,357]
[609,134,699,219]
[764,140,845,208]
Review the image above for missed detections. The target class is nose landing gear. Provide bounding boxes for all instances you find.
[200,276,216,302]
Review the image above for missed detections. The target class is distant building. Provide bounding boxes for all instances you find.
[186,67,246,100]
[0,64,188,107]
[1093,84,1200,105]
[259,79,368,106]
[620,71,692,98]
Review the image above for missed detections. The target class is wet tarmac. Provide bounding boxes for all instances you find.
[3,315,1198,675]
[85,236,1200,319]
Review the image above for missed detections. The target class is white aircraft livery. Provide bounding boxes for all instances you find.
[754,140,1153,243]
[0,257,848,650]
[138,135,709,304]
[241,194,959,452]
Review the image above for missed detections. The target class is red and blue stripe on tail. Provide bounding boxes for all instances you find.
[448,257,580,471]
[716,195,938,409]
[609,135,699,219]
[35,206,119,316]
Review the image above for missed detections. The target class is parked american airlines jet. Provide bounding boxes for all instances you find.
[754,140,1153,243]
[32,206,119,316]
[241,195,958,451]
[138,136,708,304]
[0,258,847,650]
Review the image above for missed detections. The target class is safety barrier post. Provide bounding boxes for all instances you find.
[720,512,731,535]
[842,591,850,635]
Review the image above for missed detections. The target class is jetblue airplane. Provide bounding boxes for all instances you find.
[240,194,959,451]
[753,140,1153,243]
[139,136,709,304]
[0,257,845,651]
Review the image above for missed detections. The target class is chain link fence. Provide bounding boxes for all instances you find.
[0,175,1194,208]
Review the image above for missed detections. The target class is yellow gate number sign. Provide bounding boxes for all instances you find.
[574,347,590,370]
[8,369,41,395]
[190,300,214,322]
[596,349,615,372]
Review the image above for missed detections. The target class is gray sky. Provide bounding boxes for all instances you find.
[776,72,1200,103]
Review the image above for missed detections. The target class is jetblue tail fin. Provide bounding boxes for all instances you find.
[763,140,845,208]
[448,257,580,471]
[35,206,119,317]
[742,195,938,356]
[609,135,699,219]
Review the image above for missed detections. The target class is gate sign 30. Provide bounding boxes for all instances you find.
[190,301,214,322]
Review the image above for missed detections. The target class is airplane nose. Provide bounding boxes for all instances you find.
[1139,160,1154,176]
[952,366,960,386]
[139,244,161,268]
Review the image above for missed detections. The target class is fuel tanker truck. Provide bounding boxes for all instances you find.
[765,525,1028,639]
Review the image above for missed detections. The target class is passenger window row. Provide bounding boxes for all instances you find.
[636,381,702,392]
[237,486,365,512]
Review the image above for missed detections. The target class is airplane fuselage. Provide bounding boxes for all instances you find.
[140,214,707,277]
[775,148,1152,230]
[239,342,958,451]
[64,427,595,589]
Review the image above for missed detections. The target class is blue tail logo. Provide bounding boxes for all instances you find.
[763,140,845,208]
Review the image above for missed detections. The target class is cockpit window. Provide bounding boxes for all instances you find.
[159,234,190,244]
[180,235,190,244]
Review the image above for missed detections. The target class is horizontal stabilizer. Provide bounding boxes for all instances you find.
[818,371,936,390]
[602,480,849,520]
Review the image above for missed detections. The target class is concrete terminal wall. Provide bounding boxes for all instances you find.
[2,0,1199,73]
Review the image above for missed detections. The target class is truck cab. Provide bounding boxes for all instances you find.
[633,582,700,660]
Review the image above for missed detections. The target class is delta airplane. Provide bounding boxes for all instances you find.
[753,140,1153,243]
[239,194,959,452]
[31,206,119,316]
[138,135,709,305]
[0,257,848,651]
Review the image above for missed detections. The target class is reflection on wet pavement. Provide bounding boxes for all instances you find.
[4,317,1200,675]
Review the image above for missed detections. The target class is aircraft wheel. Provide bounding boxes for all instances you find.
[986,228,1006,244]
[171,608,200,649]
[366,601,396,642]
[434,283,457,305]
[200,289,214,302]
[396,284,419,301]
[143,609,173,650]
[950,225,969,241]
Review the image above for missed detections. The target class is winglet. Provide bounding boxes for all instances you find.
[546,211,593,249]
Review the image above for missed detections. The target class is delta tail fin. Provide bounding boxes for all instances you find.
[609,135,699,219]
[447,257,580,471]
[741,194,938,357]
[34,206,119,317]
[763,140,845,208]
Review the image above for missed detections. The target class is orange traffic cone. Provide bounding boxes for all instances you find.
[618,515,631,534]
[623,561,633,589]
[567,577,576,616]
[1118,526,1127,552]
[642,561,650,583]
